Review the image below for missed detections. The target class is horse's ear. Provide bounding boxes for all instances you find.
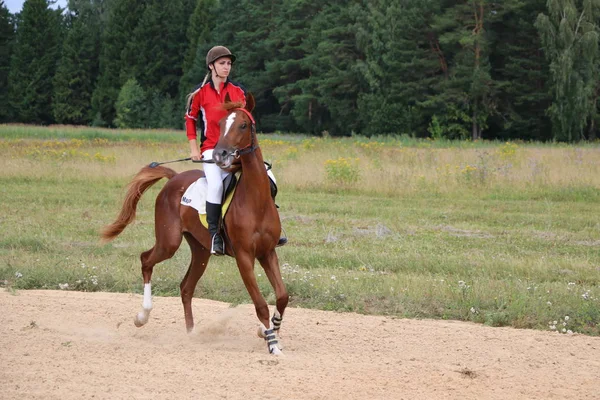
[245,92,255,113]
[224,93,232,104]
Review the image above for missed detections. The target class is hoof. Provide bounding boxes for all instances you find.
[134,310,149,327]
[257,326,266,338]
[269,345,283,356]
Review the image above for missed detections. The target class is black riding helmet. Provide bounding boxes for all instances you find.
[206,46,236,69]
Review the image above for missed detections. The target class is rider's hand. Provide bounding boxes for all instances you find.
[190,149,201,161]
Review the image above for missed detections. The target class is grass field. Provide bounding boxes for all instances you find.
[1,124,599,335]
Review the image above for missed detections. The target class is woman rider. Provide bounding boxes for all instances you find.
[185,46,285,255]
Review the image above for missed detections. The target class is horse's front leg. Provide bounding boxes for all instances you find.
[257,250,288,347]
[236,252,282,355]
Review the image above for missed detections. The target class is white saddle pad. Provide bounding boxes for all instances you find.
[180,168,276,214]
[181,177,208,214]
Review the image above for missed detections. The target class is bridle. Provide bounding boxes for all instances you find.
[221,107,258,159]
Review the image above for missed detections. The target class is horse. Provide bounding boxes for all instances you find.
[101,93,288,355]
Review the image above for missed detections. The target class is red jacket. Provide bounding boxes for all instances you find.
[185,78,247,153]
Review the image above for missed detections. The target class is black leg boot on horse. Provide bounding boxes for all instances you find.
[206,201,225,255]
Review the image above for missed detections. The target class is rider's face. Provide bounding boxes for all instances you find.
[211,57,232,78]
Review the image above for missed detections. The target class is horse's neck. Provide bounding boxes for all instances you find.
[240,148,269,189]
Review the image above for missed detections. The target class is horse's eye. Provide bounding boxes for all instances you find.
[240,122,247,129]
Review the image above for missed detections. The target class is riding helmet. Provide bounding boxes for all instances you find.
[206,46,236,68]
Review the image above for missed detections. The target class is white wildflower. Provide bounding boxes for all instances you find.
[59,283,69,290]
[582,291,591,300]
[15,272,23,279]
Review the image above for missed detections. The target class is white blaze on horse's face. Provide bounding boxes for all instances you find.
[224,113,236,137]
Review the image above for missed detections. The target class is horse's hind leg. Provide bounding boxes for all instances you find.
[257,251,289,346]
[179,232,211,333]
[134,213,183,327]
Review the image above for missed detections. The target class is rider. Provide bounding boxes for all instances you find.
[185,45,286,255]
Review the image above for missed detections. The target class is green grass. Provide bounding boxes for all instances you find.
[1,125,599,336]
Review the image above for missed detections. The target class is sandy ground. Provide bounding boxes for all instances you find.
[1,289,599,400]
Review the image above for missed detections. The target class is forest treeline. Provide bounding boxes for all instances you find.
[1,0,599,141]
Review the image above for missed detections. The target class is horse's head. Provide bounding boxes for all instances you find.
[213,93,257,169]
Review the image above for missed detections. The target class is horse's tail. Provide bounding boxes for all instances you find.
[101,165,178,242]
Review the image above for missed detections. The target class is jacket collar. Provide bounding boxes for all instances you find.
[207,77,230,90]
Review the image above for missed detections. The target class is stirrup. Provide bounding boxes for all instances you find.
[211,234,225,255]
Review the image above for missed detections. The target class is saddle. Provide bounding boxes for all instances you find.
[180,163,278,229]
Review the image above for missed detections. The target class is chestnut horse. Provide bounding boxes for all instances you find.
[101,93,288,355]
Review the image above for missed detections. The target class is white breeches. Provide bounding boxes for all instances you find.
[202,149,230,204]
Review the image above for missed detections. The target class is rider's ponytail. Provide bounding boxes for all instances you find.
[186,72,211,111]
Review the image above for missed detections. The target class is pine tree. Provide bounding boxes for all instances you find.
[91,0,146,126]
[294,1,367,136]
[211,0,288,132]
[427,0,505,140]
[490,0,552,141]
[267,0,320,133]
[358,0,444,136]
[8,0,63,124]
[536,0,600,141]
[52,0,103,125]
[122,0,188,98]
[179,0,218,105]
[0,1,15,122]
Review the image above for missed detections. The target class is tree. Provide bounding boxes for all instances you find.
[179,0,218,106]
[357,0,444,137]
[52,0,103,125]
[209,0,293,132]
[294,1,367,136]
[91,0,146,126]
[536,0,600,141]
[489,0,552,141]
[122,0,188,98]
[114,78,146,129]
[427,0,505,140]
[266,0,321,133]
[8,0,63,124]
[0,1,15,122]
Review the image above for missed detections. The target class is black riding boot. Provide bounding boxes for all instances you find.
[270,189,287,247]
[206,202,224,255]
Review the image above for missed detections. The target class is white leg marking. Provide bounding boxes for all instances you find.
[134,283,152,327]
[224,113,236,137]
[142,283,152,310]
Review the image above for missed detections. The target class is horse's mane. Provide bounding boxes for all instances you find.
[222,101,245,112]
